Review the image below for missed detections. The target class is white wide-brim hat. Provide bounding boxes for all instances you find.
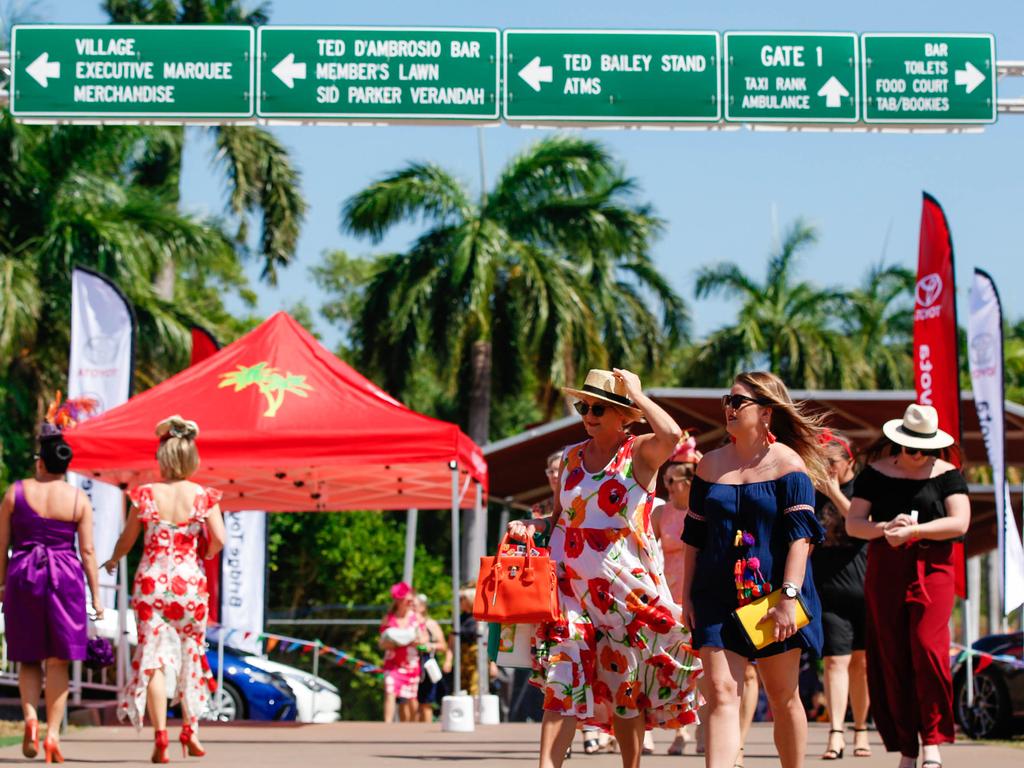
[562,369,645,422]
[882,403,955,450]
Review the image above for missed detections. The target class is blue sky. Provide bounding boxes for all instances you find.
[29,1,1024,350]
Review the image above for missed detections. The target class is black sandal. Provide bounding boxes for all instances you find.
[583,737,600,755]
[852,728,872,758]
[822,729,845,760]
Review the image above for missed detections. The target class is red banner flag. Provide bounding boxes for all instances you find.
[191,326,223,618]
[913,192,966,597]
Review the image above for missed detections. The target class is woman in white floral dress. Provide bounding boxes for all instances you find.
[104,416,225,764]
[509,369,702,768]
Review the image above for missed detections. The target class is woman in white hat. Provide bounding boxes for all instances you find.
[508,368,701,768]
[846,404,970,768]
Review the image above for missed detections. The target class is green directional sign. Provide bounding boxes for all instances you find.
[257,27,500,121]
[725,32,858,122]
[862,34,996,124]
[503,30,720,123]
[10,25,254,119]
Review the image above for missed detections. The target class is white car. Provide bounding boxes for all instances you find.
[242,655,341,723]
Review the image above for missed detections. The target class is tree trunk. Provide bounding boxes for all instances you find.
[462,340,491,583]
[154,259,175,301]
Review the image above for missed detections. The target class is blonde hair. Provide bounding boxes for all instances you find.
[735,372,829,487]
[155,416,200,480]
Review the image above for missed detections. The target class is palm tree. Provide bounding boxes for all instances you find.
[0,114,237,481]
[843,264,915,389]
[103,0,306,287]
[340,135,686,445]
[687,219,855,389]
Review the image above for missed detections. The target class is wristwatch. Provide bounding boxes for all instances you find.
[780,583,799,599]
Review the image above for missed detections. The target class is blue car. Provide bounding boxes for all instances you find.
[174,648,297,722]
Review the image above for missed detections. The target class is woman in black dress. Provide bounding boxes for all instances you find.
[812,430,871,759]
[847,404,970,768]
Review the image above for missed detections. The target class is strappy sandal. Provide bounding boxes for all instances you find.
[921,761,942,768]
[667,734,686,756]
[735,746,745,768]
[582,736,600,754]
[822,729,845,760]
[852,727,872,758]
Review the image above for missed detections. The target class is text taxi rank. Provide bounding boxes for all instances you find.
[72,36,234,104]
[309,37,486,106]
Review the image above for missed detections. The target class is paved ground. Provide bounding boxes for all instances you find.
[0,722,1019,766]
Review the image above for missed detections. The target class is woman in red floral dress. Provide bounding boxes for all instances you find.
[104,416,225,764]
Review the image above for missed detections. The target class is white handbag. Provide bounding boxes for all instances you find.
[495,623,534,668]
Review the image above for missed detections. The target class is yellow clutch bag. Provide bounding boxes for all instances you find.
[732,589,811,651]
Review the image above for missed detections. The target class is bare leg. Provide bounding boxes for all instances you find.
[539,710,577,768]
[700,648,748,768]
[43,659,70,744]
[147,669,168,732]
[849,651,871,755]
[417,702,433,722]
[613,713,646,768]
[757,649,805,768]
[383,691,396,723]
[823,655,851,756]
[399,698,416,722]
[18,662,43,724]
[737,663,759,765]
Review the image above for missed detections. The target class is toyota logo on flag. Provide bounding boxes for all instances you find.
[915,273,944,308]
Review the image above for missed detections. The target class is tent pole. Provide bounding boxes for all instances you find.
[450,462,461,694]
[474,482,488,708]
[403,508,418,586]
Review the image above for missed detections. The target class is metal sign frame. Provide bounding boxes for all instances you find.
[502,28,722,124]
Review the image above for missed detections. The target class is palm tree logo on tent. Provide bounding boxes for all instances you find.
[218,362,314,417]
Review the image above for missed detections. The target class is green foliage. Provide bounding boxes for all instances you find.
[266,510,452,719]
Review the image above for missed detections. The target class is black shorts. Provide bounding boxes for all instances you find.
[819,590,866,657]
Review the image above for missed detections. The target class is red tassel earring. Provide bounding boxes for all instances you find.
[729,434,737,444]
[765,423,777,444]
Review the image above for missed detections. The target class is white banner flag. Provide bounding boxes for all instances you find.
[68,268,134,609]
[969,268,1024,614]
[218,511,266,655]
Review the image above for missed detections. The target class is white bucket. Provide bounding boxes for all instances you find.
[441,694,475,732]
[476,694,500,725]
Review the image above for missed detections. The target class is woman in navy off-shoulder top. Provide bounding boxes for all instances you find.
[681,372,826,768]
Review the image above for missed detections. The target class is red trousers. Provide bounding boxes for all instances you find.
[864,540,956,756]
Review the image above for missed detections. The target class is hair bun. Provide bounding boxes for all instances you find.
[156,415,199,441]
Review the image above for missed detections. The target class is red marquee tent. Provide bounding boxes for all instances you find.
[66,311,488,512]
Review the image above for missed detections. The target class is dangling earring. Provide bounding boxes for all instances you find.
[764,423,777,444]
[729,434,737,444]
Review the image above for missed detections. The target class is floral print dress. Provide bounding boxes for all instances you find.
[531,436,702,730]
[118,484,220,730]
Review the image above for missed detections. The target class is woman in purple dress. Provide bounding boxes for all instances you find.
[0,421,104,763]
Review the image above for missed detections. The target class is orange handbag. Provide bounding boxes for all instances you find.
[473,532,561,623]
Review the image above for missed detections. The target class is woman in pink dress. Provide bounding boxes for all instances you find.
[103,416,225,764]
[651,435,701,755]
[380,581,427,722]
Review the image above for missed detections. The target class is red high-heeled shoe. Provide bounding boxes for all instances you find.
[151,729,170,764]
[43,736,64,764]
[22,719,39,758]
[180,724,205,761]
[179,723,206,758]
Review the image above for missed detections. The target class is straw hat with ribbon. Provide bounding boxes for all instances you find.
[882,404,955,450]
[562,369,645,422]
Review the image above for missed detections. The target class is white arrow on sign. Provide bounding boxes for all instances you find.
[817,76,849,108]
[518,56,553,92]
[26,52,61,88]
[272,53,306,89]
[954,61,986,94]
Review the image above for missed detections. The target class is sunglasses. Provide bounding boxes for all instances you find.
[721,393,769,411]
[901,445,935,457]
[574,401,607,417]
[664,473,694,485]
